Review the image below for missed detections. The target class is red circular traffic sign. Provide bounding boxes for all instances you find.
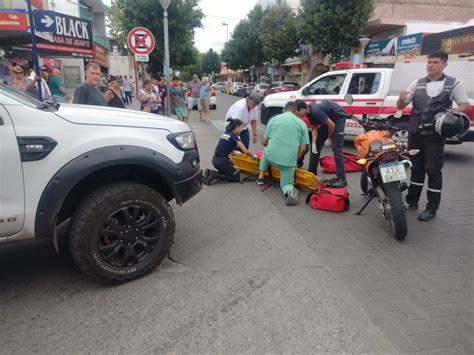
[127,27,155,55]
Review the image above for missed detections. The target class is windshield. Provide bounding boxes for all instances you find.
[0,83,42,108]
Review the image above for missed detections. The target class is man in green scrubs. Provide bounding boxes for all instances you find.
[257,101,309,206]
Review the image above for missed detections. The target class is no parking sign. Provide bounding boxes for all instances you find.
[127,27,155,55]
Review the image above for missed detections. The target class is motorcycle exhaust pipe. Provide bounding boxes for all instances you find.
[402,159,412,169]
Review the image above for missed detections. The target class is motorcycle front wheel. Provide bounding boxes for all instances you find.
[383,182,408,241]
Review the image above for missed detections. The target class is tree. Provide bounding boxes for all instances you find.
[221,21,253,70]
[201,49,221,75]
[297,0,374,61]
[259,5,299,63]
[108,0,204,73]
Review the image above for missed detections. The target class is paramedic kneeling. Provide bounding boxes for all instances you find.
[307,100,347,187]
[256,101,309,206]
[204,119,254,185]
[397,51,470,222]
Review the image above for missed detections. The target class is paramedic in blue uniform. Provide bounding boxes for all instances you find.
[397,51,470,221]
[307,100,347,187]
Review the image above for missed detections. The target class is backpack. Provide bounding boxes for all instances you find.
[320,152,362,174]
[305,185,350,212]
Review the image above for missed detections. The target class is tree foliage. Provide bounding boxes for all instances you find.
[259,5,299,63]
[108,0,204,73]
[221,5,267,69]
[201,49,221,75]
[297,0,374,61]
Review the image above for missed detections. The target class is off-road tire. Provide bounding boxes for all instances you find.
[383,182,407,241]
[69,182,175,285]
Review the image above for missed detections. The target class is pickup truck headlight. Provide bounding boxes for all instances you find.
[167,131,196,150]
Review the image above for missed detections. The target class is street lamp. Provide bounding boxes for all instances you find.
[222,23,229,42]
[358,37,371,68]
[160,0,171,116]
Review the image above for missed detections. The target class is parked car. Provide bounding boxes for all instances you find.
[213,82,226,91]
[236,84,254,97]
[186,86,217,110]
[264,81,301,97]
[251,83,270,100]
[261,57,474,145]
[229,82,243,96]
[0,83,202,284]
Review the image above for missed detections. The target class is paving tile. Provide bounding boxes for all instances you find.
[379,325,417,352]
[408,330,455,351]
[413,318,455,334]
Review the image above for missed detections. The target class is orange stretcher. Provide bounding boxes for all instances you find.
[229,152,319,191]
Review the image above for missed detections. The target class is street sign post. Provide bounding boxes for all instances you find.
[159,0,171,116]
[33,10,56,32]
[127,27,155,89]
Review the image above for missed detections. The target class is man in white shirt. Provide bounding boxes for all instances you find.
[39,67,52,101]
[225,93,260,148]
[397,51,470,221]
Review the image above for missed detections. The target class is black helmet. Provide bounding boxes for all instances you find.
[434,112,470,139]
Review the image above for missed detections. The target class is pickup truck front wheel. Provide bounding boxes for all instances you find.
[69,182,175,285]
[389,121,409,150]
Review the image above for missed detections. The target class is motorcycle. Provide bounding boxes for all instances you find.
[344,94,419,241]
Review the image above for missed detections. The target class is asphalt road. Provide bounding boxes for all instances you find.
[1,92,472,353]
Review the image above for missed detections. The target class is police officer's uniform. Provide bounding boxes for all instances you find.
[405,74,469,214]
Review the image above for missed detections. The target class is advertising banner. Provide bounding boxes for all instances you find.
[397,33,424,58]
[441,33,474,54]
[364,37,397,64]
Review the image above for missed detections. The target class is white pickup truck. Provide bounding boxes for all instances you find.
[261,57,474,146]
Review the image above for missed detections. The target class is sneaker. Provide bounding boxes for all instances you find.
[418,209,436,221]
[407,203,419,210]
[285,188,299,206]
[332,179,348,188]
[256,178,265,186]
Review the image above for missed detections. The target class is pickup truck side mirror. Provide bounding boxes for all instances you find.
[393,110,403,119]
[344,94,353,105]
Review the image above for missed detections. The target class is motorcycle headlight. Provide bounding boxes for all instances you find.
[167,131,196,150]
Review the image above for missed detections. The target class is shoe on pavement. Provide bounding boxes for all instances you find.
[203,169,210,185]
[418,209,436,221]
[256,178,265,186]
[332,179,348,188]
[285,188,299,206]
[407,203,419,210]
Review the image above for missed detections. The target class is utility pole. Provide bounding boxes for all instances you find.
[222,23,228,42]
[160,0,171,116]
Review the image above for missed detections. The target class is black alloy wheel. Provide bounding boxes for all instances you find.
[98,205,162,267]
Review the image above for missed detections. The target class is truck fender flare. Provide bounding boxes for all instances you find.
[35,145,182,239]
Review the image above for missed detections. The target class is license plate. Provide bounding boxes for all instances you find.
[380,162,406,183]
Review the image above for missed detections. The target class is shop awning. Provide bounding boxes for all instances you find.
[364,18,405,36]
[282,60,302,67]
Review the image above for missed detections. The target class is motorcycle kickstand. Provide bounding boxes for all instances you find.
[355,192,375,216]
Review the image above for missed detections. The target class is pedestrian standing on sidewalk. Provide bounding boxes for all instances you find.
[39,66,53,101]
[204,118,255,185]
[157,75,168,115]
[138,79,161,114]
[200,77,211,122]
[170,76,188,121]
[104,76,126,108]
[306,100,347,187]
[397,51,470,221]
[73,63,107,106]
[122,75,133,105]
[188,74,202,120]
[99,73,107,93]
[256,101,309,206]
[225,94,260,149]
[48,68,71,103]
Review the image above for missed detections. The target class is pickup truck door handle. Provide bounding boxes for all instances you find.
[366,102,377,105]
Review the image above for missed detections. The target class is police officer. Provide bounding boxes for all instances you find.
[307,100,347,187]
[397,51,470,221]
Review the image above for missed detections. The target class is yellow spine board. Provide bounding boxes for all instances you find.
[230,153,318,191]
